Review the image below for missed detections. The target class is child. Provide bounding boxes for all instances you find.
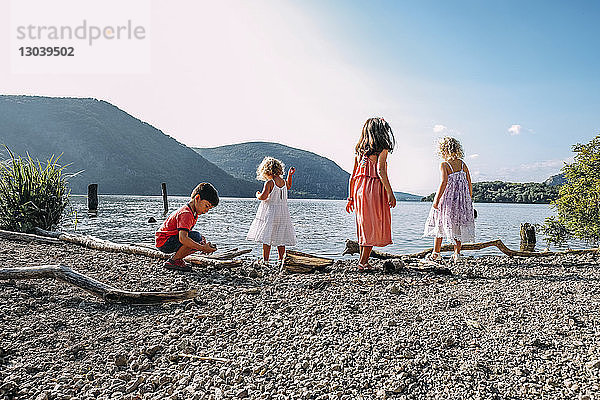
[423,137,475,262]
[346,117,396,271]
[246,156,297,264]
[155,182,219,271]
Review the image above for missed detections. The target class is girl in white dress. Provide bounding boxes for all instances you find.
[246,156,297,264]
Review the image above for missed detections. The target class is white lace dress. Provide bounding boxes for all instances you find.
[246,181,297,246]
[424,160,475,243]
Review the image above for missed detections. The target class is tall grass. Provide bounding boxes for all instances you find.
[0,146,74,233]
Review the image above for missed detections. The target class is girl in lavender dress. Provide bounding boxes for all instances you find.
[424,137,475,262]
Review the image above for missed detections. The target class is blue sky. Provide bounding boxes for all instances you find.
[2,0,599,194]
[298,0,600,180]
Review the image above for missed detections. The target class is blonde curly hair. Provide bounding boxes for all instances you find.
[437,136,464,160]
[256,156,284,181]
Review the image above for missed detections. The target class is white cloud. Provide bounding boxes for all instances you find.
[508,124,522,136]
[518,158,573,171]
[468,154,479,159]
[433,124,462,136]
[433,124,447,134]
[492,157,573,182]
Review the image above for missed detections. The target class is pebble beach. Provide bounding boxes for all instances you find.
[1,237,600,400]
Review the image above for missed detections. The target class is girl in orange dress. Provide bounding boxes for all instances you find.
[346,117,396,271]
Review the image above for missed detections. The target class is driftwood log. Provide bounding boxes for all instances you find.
[26,228,246,267]
[0,264,196,304]
[342,240,403,259]
[343,239,600,259]
[282,250,334,273]
[131,242,251,261]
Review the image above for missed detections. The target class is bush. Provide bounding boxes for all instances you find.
[0,146,72,233]
[540,216,571,248]
[545,135,600,246]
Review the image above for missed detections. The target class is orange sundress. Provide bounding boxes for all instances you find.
[353,155,392,247]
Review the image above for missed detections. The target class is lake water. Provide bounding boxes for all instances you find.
[61,195,559,259]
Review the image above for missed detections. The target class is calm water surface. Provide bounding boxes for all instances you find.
[62,195,558,258]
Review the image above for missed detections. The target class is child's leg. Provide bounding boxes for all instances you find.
[262,244,271,261]
[277,246,286,261]
[455,240,462,254]
[359,245,373,266]
[172,245,196,260]
[433,237,443,253]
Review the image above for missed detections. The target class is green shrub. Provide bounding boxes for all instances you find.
[545,135,600,246]
[540,216,571,248]
[0,146,73,233]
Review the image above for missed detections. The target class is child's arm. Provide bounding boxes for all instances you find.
[464,163,473,198]
[178,230,216,253]
[433,163,449,209]
[377,150,397,208]
[256,180,274,200]
[286,167,296,189]
[346,156,359,213]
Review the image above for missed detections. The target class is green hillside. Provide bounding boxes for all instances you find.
[394,191,422,201]
[544,173,566,186]
[0,95,258,196]
[194,142,351,199]
[421,180,559,203]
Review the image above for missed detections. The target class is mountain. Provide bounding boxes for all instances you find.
[0,95,258,196]
[394,192,422,201]
[194,142,351,199]
[544,173,566,186]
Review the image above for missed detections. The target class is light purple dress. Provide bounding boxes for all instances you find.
[424,160,475,243]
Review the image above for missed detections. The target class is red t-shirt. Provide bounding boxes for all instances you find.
[155,204,198,248]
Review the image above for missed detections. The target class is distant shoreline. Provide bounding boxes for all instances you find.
[68,193,557,205]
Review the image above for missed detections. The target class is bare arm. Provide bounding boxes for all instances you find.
[464,163,473,198]
[286,167,295,189]
[346,156,359,213]
[178,230,216,253]
[377,150,396,208]
[433,163,449,209]
[256,180,274,201]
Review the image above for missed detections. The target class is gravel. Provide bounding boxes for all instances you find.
[1,237,600,399]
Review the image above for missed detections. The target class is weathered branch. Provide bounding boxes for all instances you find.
[283,250,334,273]
[0,264,197,304]
[342,240,403,259]
[132,242,252,260]
[0,230,62,245]
[343,239,600,259]
[28,228,245,267]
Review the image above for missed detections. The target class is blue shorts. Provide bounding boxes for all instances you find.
[157,230,204,254]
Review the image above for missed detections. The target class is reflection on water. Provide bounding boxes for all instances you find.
[62,195,558,258]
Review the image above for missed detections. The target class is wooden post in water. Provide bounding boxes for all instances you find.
[87,184,98,217]
[161,182,168,216]
[520,223,536,252]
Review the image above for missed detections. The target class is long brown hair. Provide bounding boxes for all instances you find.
[355,117,395,156]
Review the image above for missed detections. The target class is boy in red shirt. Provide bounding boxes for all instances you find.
[155,182,219,271]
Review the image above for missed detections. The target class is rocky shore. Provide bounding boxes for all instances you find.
[1,237,600,400]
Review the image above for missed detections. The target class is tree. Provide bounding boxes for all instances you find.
[0,146,73,233]
[546,135,600,246]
